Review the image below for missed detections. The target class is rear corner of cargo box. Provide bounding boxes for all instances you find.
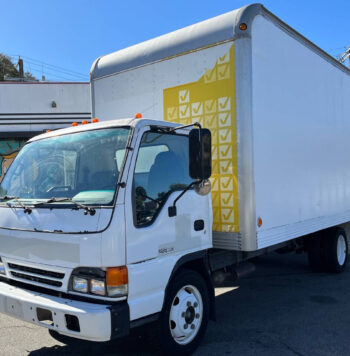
[213,36,258,251]
[249,9,350,250]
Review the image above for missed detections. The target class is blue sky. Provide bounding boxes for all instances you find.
[1,0,349,81]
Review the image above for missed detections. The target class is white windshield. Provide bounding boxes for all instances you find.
[0,127,130,206]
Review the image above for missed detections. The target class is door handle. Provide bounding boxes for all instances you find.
[194,220,204,231]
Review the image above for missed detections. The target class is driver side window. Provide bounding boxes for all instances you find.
[133,131,192,227]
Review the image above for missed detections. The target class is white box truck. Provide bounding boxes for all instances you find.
[0,3,349,354]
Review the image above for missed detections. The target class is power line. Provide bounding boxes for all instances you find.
[6,53,88,80]
[22,56,87,79]
[23,60,87,80]
[15,54,87,78]
[28,67,80,81]
[327,46,349,53]
[22,60,86,80]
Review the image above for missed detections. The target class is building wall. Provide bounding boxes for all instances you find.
[0,82,91,182]
[0,82,91,134]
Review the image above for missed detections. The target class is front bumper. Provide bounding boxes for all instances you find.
[0,281,129,342]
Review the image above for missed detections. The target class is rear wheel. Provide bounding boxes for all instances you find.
[307,228,348,273]
[306,233,324,272]
[324,228,348,273]
[159,269,210,355]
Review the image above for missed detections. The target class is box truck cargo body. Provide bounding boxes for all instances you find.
[91,4,350,253]
[0,3,349,354]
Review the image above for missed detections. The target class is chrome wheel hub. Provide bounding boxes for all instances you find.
[337,234,347,266]
[169,285,203,345]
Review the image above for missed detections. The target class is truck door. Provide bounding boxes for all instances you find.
[124,127,212,265]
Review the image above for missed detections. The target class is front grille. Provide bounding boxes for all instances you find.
[8,263,65,279]
[7,262,65,288]
[10,271,62,287]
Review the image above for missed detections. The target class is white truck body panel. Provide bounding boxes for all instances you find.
[0,206,111,233]
[91,4,350,252]
[251,15,350,248]
[92,42,232,123]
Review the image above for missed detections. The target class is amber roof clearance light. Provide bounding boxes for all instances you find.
[239,23,247,31]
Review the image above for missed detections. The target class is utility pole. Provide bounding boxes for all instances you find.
[18,57,24,80]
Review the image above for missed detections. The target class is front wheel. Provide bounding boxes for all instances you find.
[159,269,210,355]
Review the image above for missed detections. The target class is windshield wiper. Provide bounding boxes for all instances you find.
[33,197,96,216]
[1,195,32,214]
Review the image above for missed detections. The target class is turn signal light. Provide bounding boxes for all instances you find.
[257,217,263,227]
[106,266,128,286]
[106,266,128,297]
[134,113,142,119]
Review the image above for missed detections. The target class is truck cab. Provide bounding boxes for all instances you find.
[0,117,214,354]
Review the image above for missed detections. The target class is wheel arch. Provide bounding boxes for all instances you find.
[164,250,216,321]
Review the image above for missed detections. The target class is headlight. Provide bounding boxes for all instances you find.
[69,266,128,298]
[90,279,105,295]
[72,276,88,293]
[0,258,5,275]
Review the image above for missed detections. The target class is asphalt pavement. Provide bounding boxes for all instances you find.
[1,252,350,355]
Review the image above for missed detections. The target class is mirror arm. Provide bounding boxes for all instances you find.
[169,122,202,133]
[168,181,198,217]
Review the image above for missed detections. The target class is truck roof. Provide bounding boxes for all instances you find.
[90,3,349,81]
[27,117,181,143]
[90,6,243,80]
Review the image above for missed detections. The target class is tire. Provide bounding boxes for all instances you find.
[323,227,348,273]
[158,269,210,355]
[306,228,348,273]
[306,233,325,272]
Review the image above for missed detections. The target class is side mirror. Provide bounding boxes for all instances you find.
[189,128,212,180]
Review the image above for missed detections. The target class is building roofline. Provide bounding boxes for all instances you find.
[0,81,89,85]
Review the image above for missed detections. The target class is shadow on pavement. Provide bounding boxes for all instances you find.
[28,324,162,356]
[28,253,350,355]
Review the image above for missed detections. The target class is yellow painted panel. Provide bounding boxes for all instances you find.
[163,45,239,232]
